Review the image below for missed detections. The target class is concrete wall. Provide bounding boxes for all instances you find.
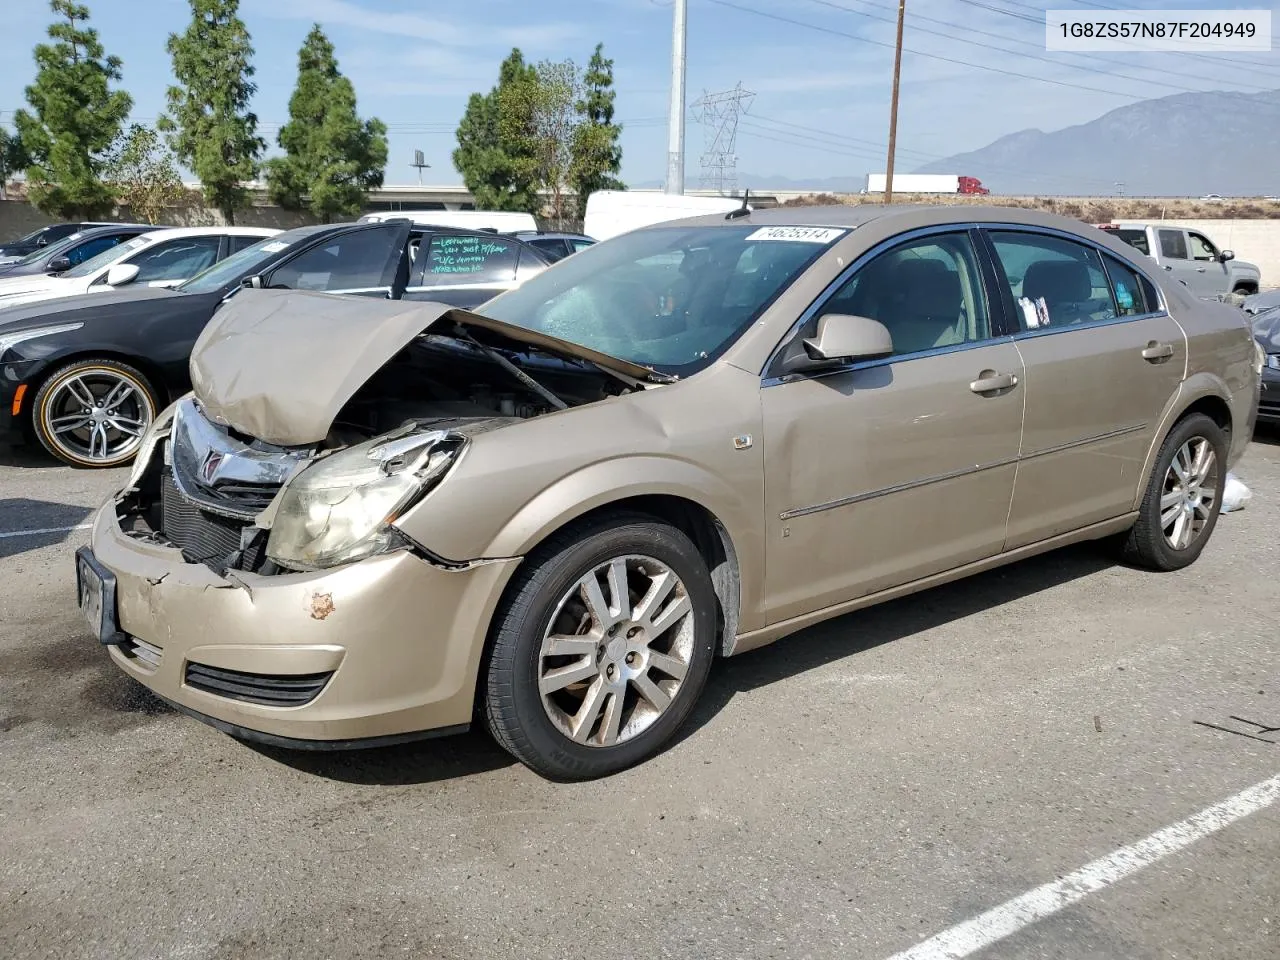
[1115,219,1279,289]
[0,199,327,237]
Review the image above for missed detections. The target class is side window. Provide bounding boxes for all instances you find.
[529,238,569,262]
[421,235,518,285]
[1158,229,1188,260]
[988,231,1116,329]
[818,232,990,356]
[229,235,262,255]
[570,239,595,253]
[1101,254,1151,317]
[269,228,401,291]
[1187,232,1217,262]
[66,235,125,265]
[129,237,221,282]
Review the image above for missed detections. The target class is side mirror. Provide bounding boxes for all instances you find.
[1219,249,1235,262]
[783,313,894,374]
[36,236,49,247]
[241,274,264,289]
[105,263,140,286]
[47,256,72,273]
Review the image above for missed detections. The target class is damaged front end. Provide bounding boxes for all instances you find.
[115,396,484,577]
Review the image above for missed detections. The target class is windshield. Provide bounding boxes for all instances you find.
[15,232,82,265]
[64,235,149,278]
[479,225,840,375]
[178,231,302,293]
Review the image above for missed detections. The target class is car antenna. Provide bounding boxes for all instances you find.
[725,190,751,220]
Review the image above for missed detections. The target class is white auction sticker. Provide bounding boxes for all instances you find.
[1046,9,1271,52]
[260,241,289,253]
[746,226,846,244]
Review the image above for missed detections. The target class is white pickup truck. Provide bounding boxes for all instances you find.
[1096,222,1260,299]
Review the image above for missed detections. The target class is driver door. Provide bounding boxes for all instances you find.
[759,229,1024,623]
[265,221,412,299]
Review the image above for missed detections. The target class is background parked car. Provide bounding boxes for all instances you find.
[505,231,596,263]
[0,222,120,263]
[1252,305,1280,425]
[0,224,156,280]
[1096,222,1261,298]
[0,219,555,466]
[0,227,278,309]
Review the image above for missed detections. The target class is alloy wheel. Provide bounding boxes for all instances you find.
[1160,436,1219,550]
[41,369,153,465]
[537,555,695,748]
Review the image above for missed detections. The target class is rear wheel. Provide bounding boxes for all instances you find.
[31,359,158,468]
[483,513,717,780]
[1121,413,1227,571]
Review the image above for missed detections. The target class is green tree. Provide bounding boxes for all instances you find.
[13,0,132,219]
[452,49,540,214]
[265,25,388,223]
[570,43,624,218]
[106,124,185,224]
[0,129,30,201]
[160,0,263,224]
[504,59,579,228]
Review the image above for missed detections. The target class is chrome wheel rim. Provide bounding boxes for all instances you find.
[538,555,695,748]
[1161,437,1218,550]
[44,371,152,464]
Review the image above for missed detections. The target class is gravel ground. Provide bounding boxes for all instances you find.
[1,434,1277,960]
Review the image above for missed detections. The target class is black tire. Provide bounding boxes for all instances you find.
[30,358,159,469]
[484,511,717,780]
[1121,413,1227,571]
[1232,285,1256,297]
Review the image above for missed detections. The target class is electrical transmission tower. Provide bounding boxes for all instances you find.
[691,83,754,195]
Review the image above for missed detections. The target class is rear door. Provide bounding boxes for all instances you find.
[263,221,412,298]
[983,228,1186,549]
[403,232,528,308]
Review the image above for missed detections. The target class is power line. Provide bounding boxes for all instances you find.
[691,83,754,193]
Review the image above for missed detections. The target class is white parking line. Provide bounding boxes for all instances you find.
[886,772,1280,960]
[0,523,92,540]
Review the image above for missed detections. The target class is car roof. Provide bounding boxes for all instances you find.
[511,231,593,241]
[127,226,279,240]
[667,203,1111,234]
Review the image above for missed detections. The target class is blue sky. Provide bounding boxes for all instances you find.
[2,0,1278,188]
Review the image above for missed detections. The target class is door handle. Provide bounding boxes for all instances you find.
[1142,341,1174,362]
[969,371,1018,394]
[1164,264,1174,271]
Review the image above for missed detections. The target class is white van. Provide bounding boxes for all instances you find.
[583,191,748,242]
[357,210,538,233]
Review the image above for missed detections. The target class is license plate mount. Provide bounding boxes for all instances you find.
[75,546,124,645]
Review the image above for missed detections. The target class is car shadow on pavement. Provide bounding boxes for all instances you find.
[248,729,517,785]
[680,543,1117,743]
[0,444,54,468]
[0,498,93,560]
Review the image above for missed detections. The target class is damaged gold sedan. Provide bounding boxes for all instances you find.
[76,206,1261,779]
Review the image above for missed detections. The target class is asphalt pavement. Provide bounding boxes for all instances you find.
[1,434,1277,960]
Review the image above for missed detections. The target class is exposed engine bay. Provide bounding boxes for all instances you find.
[116,324,642,577]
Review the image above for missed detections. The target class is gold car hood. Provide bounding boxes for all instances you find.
[189,289,662,447]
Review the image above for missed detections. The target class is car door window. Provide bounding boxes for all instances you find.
[1100,254,1157,317]
[988,231,1118,329]
[816,232,990,356]
[1158,229,1189,260]
[66,234,128,265]
[129,237,221,282]
[570,239,594,253]
[1187,232,1217,262]
[229,235,263,254]
[529,238,569,262]
[269,228,403,291]
[420,235,518,285]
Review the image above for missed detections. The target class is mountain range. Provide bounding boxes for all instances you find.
[637,88,1280,197]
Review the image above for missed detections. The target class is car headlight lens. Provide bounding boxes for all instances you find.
[266,427,466,570]
[0,322,83,359]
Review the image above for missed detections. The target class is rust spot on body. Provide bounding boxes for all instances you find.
[309,592,335,620]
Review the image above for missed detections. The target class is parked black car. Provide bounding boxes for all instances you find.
[506,230,596,263]
[0,224,156,279]
[0,222,119,262]
[1253,305,1280,425]
[0,219,555,467]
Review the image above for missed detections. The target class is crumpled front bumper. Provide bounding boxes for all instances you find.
[88,500,521,746]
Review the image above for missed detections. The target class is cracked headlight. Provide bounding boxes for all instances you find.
[266,428,466,570]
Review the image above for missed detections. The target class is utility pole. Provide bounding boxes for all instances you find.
[666,0,687,195]
[883,0,905,205]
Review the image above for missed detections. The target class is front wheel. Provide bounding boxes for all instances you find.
[1121,413,1227,571]
[483,513,718,780]
[30,359,158,468]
